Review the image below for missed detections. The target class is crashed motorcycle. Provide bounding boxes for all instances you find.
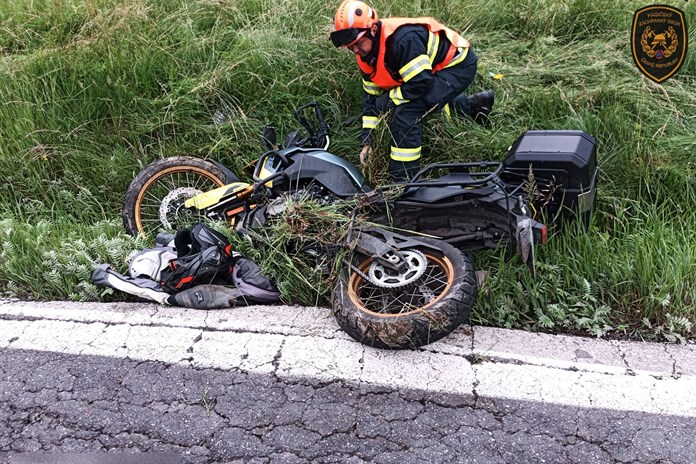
[122,102,597,349]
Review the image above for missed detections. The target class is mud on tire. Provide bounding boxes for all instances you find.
[332,237,477,349]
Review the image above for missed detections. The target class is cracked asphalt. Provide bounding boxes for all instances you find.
[1,300,696,463]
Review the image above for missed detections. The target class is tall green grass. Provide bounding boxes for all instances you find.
[0,218,145,300]
[0,0,694,340]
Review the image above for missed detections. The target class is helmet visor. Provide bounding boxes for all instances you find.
[330,28,367,48]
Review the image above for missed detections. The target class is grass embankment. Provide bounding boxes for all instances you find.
[0,0,694,340]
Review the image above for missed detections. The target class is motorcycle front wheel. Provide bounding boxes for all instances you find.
[332,237,477,349]
[122,156,227,237]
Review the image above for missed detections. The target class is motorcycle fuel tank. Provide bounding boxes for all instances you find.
[282,148,370,197]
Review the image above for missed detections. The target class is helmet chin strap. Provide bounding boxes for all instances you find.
[364,24,379,66]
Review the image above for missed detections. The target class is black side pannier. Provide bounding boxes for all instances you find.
[501,130,598,222]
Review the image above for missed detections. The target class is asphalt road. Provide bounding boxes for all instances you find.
[1,300,695,463]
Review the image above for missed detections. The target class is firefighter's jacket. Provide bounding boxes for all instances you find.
[358,18,470,143]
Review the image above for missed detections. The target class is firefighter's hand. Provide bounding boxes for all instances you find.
[359,145,371,167]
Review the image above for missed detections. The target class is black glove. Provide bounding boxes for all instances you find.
[374,94,394,113]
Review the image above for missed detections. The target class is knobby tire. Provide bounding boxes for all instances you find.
[332,237,477,349]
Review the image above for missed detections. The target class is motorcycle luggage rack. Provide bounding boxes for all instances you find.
[404,162,503,188]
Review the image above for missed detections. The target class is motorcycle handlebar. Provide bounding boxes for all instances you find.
[252,171,289,195]
[294,101,331,145]
[252,150,289,182]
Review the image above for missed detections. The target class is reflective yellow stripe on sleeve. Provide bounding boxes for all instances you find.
[444,46,469,69]
[362,115,378,129]
[390,146,422,162]
[388,86,409,106]
[426,31,440,66]
[399,54,432,82]
[363,79,384,96]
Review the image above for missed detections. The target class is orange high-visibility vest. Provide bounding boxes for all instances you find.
[357,17,470,90]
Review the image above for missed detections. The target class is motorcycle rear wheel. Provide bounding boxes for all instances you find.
[332,237,477,349]
[122,157,227,237]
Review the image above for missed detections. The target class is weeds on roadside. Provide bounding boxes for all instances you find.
[0,217,145,301]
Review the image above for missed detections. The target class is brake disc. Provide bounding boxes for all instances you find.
[159,187,202,230]
[367,250,428,289]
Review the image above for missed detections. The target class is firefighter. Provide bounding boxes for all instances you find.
[330,0,494,181]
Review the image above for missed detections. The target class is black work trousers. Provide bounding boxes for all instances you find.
[387,48,478,181]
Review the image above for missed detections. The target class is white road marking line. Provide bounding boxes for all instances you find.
[2,313,696,417]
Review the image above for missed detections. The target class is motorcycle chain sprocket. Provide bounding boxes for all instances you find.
[367,250,427,289]
[347,250,428,290]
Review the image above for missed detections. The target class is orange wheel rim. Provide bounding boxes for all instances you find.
[134,166,225,236]
[347,252,454,317]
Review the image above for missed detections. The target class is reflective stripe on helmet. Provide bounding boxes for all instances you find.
[347,5,374,27]
[334,0,378,31]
